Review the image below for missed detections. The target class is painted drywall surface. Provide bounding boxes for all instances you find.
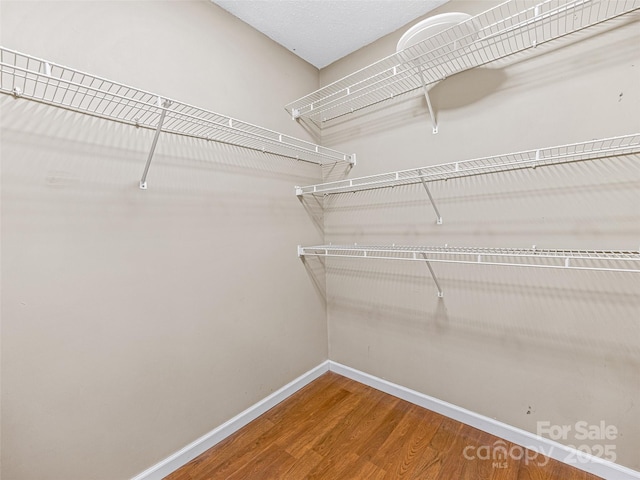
[0,2,325,479]
[318,0,640,472]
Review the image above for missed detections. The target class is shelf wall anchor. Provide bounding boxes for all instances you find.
[139,97,172,190]
[421,253,444,298]
[419,170,443,224]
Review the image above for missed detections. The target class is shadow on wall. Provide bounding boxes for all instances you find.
[293,113,323,145]
[318,12,639,146]
[300,256,327,303]
[316,153,640,246]
[429,67,507,111]
[297,194,325,236]
[317,259,640,365]
[0,95,322,194]
[491,12,640,94]
[319,66,507,146]
[321,157,356,184]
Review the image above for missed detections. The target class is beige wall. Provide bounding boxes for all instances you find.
[319,0,640,472]
[0,2,326,479]
[2,0,639,478]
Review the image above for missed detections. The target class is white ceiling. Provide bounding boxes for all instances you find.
[211,0,449,69]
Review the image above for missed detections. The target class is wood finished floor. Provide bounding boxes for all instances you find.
[165,372,602,480]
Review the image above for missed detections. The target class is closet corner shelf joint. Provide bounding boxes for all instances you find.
[0,46,356,189]
[285,0,640,129]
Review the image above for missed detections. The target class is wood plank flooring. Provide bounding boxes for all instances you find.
[165,372,602,480]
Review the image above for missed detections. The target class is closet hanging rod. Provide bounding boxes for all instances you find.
[298,245,640,274]
[0,46,356,170]
[285,0,640,125]
[295,133,640,196]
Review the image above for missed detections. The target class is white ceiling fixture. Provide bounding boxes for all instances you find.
[211,0,449,69]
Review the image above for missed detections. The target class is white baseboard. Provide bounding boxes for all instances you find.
[130,361,330,480]
[328,361,640,480]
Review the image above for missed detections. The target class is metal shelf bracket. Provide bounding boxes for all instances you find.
[418,67,438,134]
[421,253,444,297]
[419,169,443,225]
[139,97,172,190]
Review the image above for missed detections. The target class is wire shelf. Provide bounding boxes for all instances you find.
[295,133,640,195]
[298,245,640,273]
[0,46,354,166]
[285,0,640,125]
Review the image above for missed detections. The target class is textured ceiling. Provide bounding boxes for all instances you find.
[211,0,449,69]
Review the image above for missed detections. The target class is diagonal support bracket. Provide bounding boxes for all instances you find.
[417,67,438,134]
[421,253,444,298]
[419,170,443,225]
[139,96,172,190]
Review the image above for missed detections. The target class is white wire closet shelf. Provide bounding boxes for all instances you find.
[299,244,640,297]
[0,47,355,188]
[298,245,640,273]
[285,0,640,126]
[295,133,640,196]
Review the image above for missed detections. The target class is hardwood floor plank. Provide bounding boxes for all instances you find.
[354,399,412,457]
[366,403,425,468]
[163,418,276,480]
[483,438,521,480]
[376,408,444,478]
[164,372,605,480]
[280,448,324,478]
[310,392,396,458]
[518,453,603,480]
[279,387,364,458]
[435,422,476,479]
[305,452,361,480]
[305,396,403,478]
[457,426,490,480]
[262,372,349,425]
[333,400,414,478]
[350,459,388,480]
[223,442,292,480]
[191,387,351,479]
[409,446,443,479]
[409,415,460,478]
